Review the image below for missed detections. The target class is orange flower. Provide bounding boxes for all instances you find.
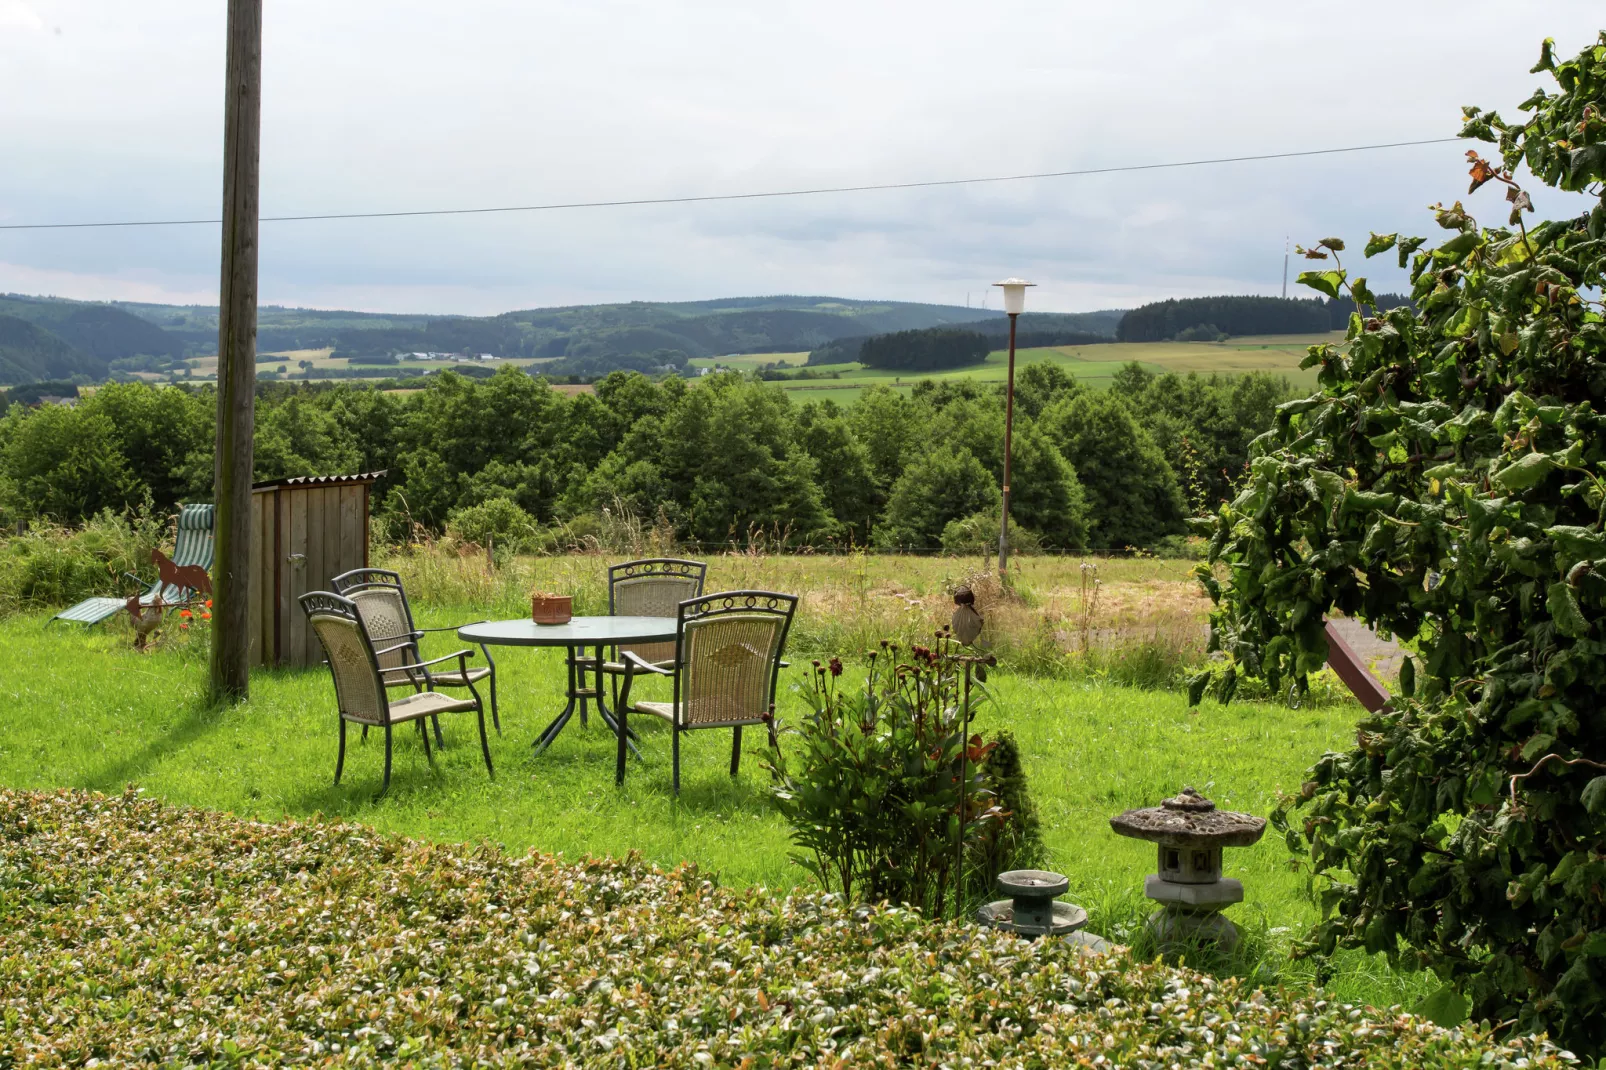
[201,612,211,621]
[179,622,189,630]
[205,599,213,609]
[179,609,192,619]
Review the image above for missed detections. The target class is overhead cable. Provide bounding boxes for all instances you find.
[0,137,1463,232]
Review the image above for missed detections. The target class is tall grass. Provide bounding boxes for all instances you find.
[0,508,167,615]
[375,541,1214,687]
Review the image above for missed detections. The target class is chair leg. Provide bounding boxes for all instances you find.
[476,705,495,778]
[361,724,369,743]
[418,718,435,766]
[672,729,681,796]
[730,726,743,777]
[431,714,444,748]
[335,719,347,784]
[615,703,628,787]
[381,725,394,797]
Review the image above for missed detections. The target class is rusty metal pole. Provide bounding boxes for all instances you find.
[210,0,262,703]
[997,311,1018,586]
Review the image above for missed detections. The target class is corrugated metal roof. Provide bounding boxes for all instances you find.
[251,470,387,491]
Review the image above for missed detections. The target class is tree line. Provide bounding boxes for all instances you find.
[1116,293,1413,342]
[0,365,1294,551]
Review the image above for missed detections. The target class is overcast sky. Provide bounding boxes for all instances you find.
[1,2,1601,316]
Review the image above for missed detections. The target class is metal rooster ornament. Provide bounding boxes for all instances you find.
[126,594,166,652]
[951,585,984,646]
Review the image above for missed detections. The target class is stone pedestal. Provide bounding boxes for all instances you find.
[1144,874,1245,952]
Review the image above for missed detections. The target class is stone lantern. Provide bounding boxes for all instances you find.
[1109,788,1265,952]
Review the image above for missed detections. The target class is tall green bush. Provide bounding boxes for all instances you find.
[1193,34,1606,1055]
[769,640,1024,919]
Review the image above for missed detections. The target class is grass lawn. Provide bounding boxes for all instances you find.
[0,590,1427,1010]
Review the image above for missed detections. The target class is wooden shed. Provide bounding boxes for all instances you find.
[250,471,385,668]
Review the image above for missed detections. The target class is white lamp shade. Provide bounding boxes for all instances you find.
[993,277,1035,315]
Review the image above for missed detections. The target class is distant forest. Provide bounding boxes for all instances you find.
[808,313,1116,367]
[1117,294,1413,343]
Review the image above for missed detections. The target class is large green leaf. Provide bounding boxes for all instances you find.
[1493,453,1556,492]
[1297,270,1346,299]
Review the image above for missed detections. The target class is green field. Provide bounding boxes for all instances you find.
[749,332,1340,405]
[188,334,1338,401]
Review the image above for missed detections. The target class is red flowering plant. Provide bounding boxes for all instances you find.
[176,598,214,632]
[767,631,1013,919]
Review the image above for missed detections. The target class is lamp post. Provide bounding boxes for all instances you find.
[993,277,1034,586]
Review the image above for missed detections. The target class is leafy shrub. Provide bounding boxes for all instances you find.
[1194,34,1606,1056]
[1174,323,1225,342]
[966,729,1045,900]
[0,788,1575,1066]
[939,508,1042,555]
[445,497,539,555]
[769,637,1017,918]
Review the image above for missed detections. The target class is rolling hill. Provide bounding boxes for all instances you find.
[0,314,105,385]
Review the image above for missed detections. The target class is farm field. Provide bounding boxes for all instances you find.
[0,547,1419,1008]
[161,334,1335,398]
[749,331,1339,404]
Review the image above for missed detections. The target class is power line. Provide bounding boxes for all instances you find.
[0,137,1462,233]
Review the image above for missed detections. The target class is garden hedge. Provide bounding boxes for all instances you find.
[0,789,1575,1067]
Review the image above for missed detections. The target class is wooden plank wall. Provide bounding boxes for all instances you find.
[248,481,376,669]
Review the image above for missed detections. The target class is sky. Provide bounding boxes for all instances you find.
[0,1,1602,316]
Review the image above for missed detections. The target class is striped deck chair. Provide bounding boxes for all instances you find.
[50,504,216,626]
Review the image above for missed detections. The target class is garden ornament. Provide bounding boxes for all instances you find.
[1110,787,1265,953]
[951,586,984,646]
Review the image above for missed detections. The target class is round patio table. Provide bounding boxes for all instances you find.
[457,616,678,756]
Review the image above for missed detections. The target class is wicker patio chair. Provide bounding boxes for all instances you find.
[330,567,500,739]
[300,591,493,796]
[613,590,797,793]
[595,558,707,696]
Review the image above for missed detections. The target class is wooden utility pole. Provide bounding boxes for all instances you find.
[210,0,262,703]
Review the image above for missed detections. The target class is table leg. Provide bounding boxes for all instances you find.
[532,646,582,755]
[533,642,641,760]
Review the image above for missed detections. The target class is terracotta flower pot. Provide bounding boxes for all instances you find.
[530,593,572,625]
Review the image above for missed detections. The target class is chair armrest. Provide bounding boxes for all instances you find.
[394,649,477,672]
[616,650,671,715]
[372,640,417,659]
[621,651,672,676]
[418,623,480,633]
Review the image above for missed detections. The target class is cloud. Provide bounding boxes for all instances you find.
[0,0,43,31]
[0,2,1601,314]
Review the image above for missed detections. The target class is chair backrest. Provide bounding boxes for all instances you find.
[330,569,418,681]
[672,590,797,729]
[152,503,216,601]
[609,558,707,664]
[300,592,391,725]
[171,504,216,568]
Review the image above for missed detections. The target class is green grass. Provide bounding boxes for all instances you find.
[0,605,1429,1010]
